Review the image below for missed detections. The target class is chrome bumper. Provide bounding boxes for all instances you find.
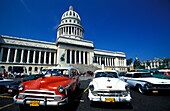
[88,91,132,102]
[13,95,68,106]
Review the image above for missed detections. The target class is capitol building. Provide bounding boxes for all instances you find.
[0,6,127,74]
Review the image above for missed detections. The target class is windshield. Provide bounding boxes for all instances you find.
[23,75,36,80]
[46,69,69,77]
[133,73,153,78]
[95,72,118,78]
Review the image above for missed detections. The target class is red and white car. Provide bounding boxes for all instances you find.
[13,67,80,109]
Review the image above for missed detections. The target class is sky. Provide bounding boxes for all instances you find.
[0,0,170,61]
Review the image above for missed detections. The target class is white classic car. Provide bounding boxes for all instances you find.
[88,70,132,104]
[121,72,170,94]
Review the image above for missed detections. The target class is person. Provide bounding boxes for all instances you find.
[14,72,17,78]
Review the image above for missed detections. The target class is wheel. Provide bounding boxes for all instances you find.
[137,85,145,94]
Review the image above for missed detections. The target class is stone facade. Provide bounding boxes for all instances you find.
[0,6,127,74]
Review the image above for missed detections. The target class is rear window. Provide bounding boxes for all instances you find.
[95,72,118,78]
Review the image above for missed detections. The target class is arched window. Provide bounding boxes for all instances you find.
[73,12,75,16]
[34,67,38,72]
[8,66,12,72]
[70,11,72,15]
[29,67,32,71]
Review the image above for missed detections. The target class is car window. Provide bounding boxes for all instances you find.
[125,74,132,77]
[141,73,153,77]
[95,72,118,78]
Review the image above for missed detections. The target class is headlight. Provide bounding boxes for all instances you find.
[58,85,64,93]
[145,83,152,88]
[89,85,94,91]
[91,91,97,96]
[125,85,130,92]
[18,84,24,91]
[18,94,25,99]
[6,85,10,88]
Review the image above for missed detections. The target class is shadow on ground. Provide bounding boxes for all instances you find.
[90,102,133,109]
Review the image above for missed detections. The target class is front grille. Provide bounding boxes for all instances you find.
[23,89,57,100]
[152,84,170,88]
[95,90,124,96]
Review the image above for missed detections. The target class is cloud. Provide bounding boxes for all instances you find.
[19,0,32,14]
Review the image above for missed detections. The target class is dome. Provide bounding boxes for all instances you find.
[57,6,84,40]
[61,6,81,21]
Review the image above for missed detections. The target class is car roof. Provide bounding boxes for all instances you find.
[94,70,117,73]
[127,72,149,74]
[159,70,170,72]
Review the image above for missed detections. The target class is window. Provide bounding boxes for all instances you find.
[70,20,71,22]
[29,67,32,71]
[34,67,38,71]
[73,12,75,16]
[65,20,67,22]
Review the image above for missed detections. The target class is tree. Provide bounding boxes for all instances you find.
[134,58,140,69]
[162,58,170,68]
[126,58,133,66]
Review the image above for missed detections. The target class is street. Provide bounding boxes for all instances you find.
[0,78,170,111]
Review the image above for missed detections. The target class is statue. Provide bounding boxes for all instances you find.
[60,53,65,62]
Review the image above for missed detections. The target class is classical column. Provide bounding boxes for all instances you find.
[68,26,70,35]
[79,51,81,64]
[27,50,30,63]
[110,58,111,66]
[38,51,41,64]
[6,48,11,62]
[33,50,36,64]
[99,57,101,65]
[44,51,46,64]
[105,57,106,66]
[112,58,114,66]
[65,50,67,63]
[14,48,18,63]
[20,49,24,63]
[75,50,77,64]
[0,47,3,62]
[54,52,56,65]
[96,56,98,64]
[83,52,85,64]
[87,52,89,65]
[70,27,73,35]
[49,52,51,64]
[70,50,72,64]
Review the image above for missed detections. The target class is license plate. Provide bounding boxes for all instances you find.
[30,101,40,106]
[106,98,114,102]
[152,91,158,93]
[8,89,13,93]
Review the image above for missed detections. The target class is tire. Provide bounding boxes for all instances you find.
[137,85,145,94]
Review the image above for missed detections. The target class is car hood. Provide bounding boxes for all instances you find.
[23,76,71,90]
[131,77,170,84]
[91,77,127,91]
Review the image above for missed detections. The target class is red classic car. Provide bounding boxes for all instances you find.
[13,67,80,109]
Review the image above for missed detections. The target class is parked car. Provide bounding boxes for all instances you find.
[0,78,14,93]
[13,67,80,110]
[159,70,170,76]
[119,72,126,77]
[88,70,132,105]
[6,74,45,95]
[121,72,170,94]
